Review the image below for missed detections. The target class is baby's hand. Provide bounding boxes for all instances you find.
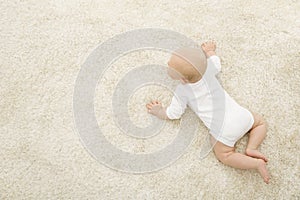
[201,41,216,57]
[146,100,168,120]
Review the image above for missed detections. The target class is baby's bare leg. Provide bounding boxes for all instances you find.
[213,141,270,184]
[246,111,268,162]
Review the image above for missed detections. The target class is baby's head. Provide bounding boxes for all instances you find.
[167,47,207,84]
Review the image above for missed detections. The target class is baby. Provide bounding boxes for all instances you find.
[146,41,270,184]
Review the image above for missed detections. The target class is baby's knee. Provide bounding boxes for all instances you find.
[260,115,268,131]
[255,113,268,130]
[264,119,268,131]
[213,142,235,165]
[214,151,232,165]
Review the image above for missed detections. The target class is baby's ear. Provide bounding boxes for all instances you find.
[167,61,171,67]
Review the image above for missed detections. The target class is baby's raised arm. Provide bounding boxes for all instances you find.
[202,41,221,75]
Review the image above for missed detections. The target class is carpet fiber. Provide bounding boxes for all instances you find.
[1,0,299,199]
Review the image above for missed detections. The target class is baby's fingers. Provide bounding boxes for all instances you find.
[151,100,160,105]
[146,103,152,110]
[210,40,216,46]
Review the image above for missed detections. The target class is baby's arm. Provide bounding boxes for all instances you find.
[201,41,216,57]
[146,86,188,120]
[146,101,169,120]
[201,40,221,74]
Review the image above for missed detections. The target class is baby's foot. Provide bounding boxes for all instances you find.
[257,159,270,184]
[246,148,268,162]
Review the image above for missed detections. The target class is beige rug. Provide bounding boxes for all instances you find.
[1,0,299,199]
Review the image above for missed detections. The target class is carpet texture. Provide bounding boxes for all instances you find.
[1,0,299,199]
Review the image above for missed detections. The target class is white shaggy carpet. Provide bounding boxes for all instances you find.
[1,0,299,199]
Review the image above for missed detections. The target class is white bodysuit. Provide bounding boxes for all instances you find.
[166,55,254,147]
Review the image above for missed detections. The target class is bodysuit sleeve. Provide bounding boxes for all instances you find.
[208,55,222,75]
[166,85,188,120]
